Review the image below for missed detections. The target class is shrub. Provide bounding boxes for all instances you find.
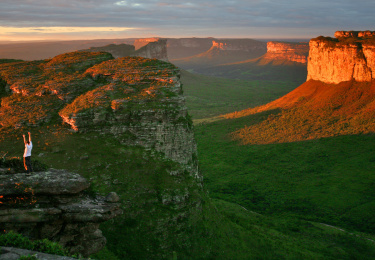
[0,231,72,257]
[0,156,48,173]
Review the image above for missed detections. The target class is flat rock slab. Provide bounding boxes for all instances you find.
[0,169,90,196]
[0,247,77,260]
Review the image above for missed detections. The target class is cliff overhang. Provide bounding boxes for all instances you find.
[307,31,375,84]
[0,169,122,257]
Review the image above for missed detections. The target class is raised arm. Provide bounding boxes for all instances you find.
[23,134,27,145]
[28,132,32,143]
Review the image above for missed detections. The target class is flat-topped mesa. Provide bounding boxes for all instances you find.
[134,37,161,50]
[135,39,168,61]
[81,39,168,61]
[307,31,375,84]
[264,41,309,63]
[0,169,122,257]
[334,30,375,38]
[210,39,266,52]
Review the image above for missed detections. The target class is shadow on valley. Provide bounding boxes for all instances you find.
[196,116,375,234]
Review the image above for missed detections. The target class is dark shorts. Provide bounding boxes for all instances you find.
[24,156,33,173]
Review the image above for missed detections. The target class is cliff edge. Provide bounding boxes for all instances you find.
[307,31,375,84]
[0,169,122,257]
[263,41,309,64]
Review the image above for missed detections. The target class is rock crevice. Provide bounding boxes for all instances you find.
[0,169,122,257]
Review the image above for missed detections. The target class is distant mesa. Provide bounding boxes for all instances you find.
[134,37,161,50]
[210,39,267,52]
[334,30,375,38]
[307,31,375,84]
[171,38,267,70]
[81,38,168,61]
[224,30,375,145]
[262,41,309,64]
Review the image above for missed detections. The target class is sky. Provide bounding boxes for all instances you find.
[0,0,374,42]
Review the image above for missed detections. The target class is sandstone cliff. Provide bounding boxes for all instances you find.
[134,37,161,50]
[0,52,205,258]
[211,39,266,53]
[263,41,309,64]
[171,39,267,71]
[0,169,122,257]
[307,31,375,84]
[81,39,168,61]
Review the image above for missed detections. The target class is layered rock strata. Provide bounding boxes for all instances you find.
[307,31,375,84]
[0,169,122,257]
[81,39,168,61]
[58,57,199,177]
[209,39,266,53]
[264,41,309,64]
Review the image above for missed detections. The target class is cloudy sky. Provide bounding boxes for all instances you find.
[0,0,374,41]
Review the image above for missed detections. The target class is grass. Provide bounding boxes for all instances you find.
[181,71,375,258]
[180,70,300,120]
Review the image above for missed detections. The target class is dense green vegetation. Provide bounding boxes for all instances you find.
[181,72,375,258]
[181,70,300,121]
[0,231,74,257]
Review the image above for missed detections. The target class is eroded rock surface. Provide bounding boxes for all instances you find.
[264,41,309,64]
[0,247,77,260]
[307,31,375,84]
[0,170,122,257]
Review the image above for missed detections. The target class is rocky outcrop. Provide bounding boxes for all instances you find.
[134,37,160,50]
[263,41,309,64]
[307,32,375,84]
[0,247,77,260]
[81,39,168,61]
[58,57,199,177]
[334,30,375,38]
[0,53,204,258]
[135,39,168,61]
[0,169,122,257]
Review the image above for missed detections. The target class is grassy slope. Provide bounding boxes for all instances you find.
[181,72,375,258]
[180,70,300,120]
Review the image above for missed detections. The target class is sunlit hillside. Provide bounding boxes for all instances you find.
[225,80,375,145]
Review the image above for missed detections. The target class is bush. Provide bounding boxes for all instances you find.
[0,231,72,257]
[0,156,48,173]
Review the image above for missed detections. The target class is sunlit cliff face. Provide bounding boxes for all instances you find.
[306,31,375,84]
[224,31,375,145]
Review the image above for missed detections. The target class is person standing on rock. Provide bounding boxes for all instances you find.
[23,132,33,175]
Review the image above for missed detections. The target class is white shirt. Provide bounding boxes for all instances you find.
[24,141,33,157]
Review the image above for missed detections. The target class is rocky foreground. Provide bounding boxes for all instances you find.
[0,169,122,257]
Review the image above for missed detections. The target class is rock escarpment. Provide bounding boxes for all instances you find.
[134,37,161,50]
[81,39,168,61]
[134,39,168,61]
[0,53,205,258]
[210,39,267,53]
[263,41,309,64]
[0,247,77,260]
[0,169,122,257]
[307,31,375,84]
[59,57,198,176]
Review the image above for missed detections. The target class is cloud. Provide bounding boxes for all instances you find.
[0,26,135,34]
[0,0,374,40]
